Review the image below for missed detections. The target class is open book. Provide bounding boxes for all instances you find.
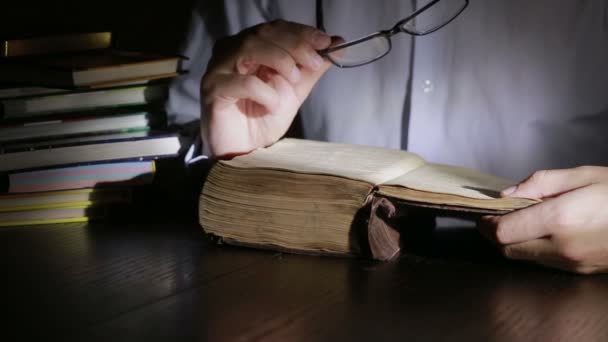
[199,139,538,260]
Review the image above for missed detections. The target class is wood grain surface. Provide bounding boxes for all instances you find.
[3,219,608,341]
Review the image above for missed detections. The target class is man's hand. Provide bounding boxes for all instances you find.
[479,166,608,274]
[201,19,340,158]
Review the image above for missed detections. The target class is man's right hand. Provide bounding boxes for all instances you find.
[201,20,338,158]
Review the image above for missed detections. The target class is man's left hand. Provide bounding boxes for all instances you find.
[479,166,608,274]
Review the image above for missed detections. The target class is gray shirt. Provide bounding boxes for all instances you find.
[167,0,608,180]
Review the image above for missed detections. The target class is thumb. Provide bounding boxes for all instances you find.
[502,167,600,199]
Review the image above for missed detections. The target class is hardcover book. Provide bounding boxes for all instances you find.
[0,111,154,142]
[1,32,112,58]
[0,133,180,172]
[200,139,539,260]
[4,160,155,193]
[0,205,105,226]
[0,130,151,153]
[0,49,182,88]
[0,83,168,119]
[0,188,131,212]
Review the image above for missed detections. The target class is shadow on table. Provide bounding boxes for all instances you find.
[86,146,210,227]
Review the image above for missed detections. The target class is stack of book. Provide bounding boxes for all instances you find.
[0,32,183,226]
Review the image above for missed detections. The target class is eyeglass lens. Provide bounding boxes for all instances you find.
[401,0,468,35]
[327,0,468,68]
[327,35,391,68]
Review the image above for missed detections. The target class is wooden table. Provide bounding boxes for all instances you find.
[4,214,608,341]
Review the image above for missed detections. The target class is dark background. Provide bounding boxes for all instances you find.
[0,0,197,54]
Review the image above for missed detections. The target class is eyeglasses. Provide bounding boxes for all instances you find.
[317,0,469,68]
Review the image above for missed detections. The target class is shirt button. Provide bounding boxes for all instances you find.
[423,80,434,93]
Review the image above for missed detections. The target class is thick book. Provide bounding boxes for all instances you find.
[0,133,180,172]
[1,32,112,58]
[0,188,131,212]
[0,49,182,88]
[200,139,539,260]
[5,160,155,193]
[0,83,168,119]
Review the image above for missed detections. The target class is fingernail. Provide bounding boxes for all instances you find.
[310,52,324,70]
[290,66,301,82]
[502,185,517,197]
[313,31,330,45]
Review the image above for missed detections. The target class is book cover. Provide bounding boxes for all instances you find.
[6,160,155,193]
[0,49,183,87]
[0,111,154,143]
[0,133,181,172]
[0,130,151,154]
[0,188,131,212]
[0,86,63,99]
[0,83,168,119]
[2,32,112,58]
[0,205,106,227]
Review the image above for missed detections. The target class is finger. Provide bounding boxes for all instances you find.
[480,199,559,244]
[502,240,584,273]
[286,36,348,101]
[477,216,501,246]
[203,73,279,112]
[258,36,338,103]
[235,39,302,83]
[258,20,332,71]
[261,19,332,50]
[502,166,608,199]
[501,238,560,262]
[490,180,608,245]
[503,239,603,274]
[324,35,347,59]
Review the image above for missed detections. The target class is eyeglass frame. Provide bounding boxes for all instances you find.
[316,0,470,68]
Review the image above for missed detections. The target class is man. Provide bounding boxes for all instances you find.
[167,0,608,273]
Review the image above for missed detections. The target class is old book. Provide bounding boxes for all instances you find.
[0,50,182,88]
[1,32,112,58]
[200,138,539,260]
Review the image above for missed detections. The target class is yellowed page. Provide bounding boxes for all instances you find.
[382,163,516,200]
[224,138,425,185]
